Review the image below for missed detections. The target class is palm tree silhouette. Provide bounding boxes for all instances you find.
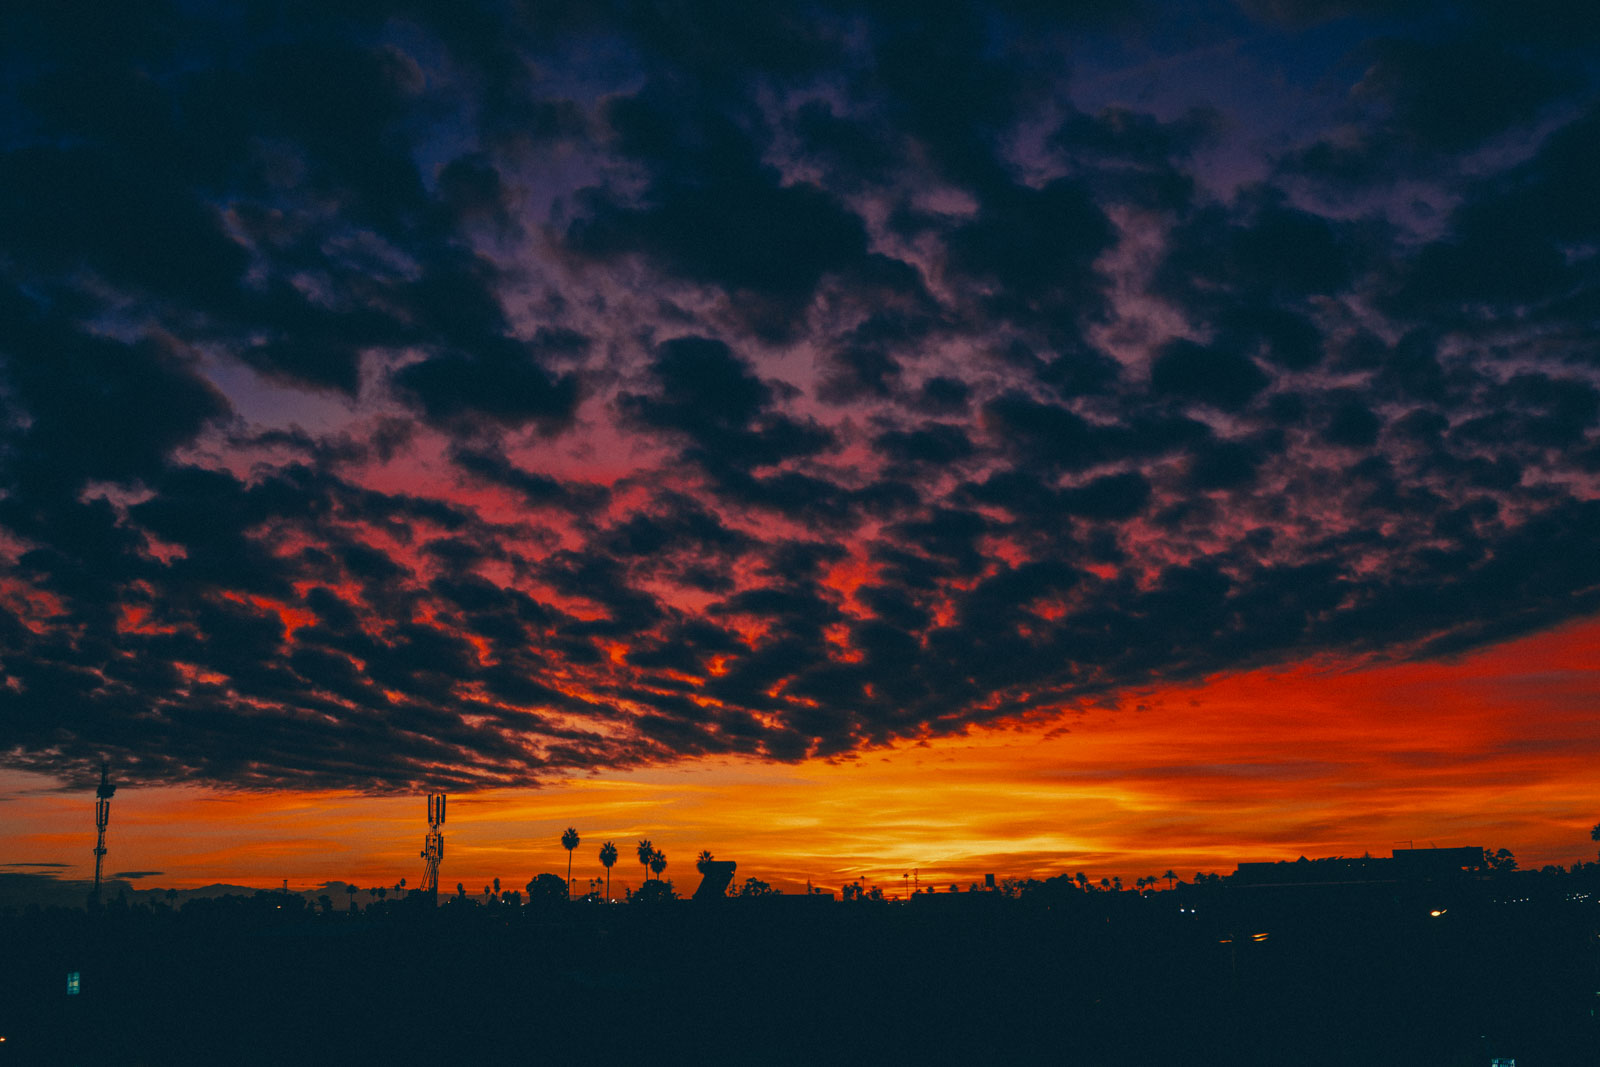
[562,827,580,898]
[651,850,667,881]
[600,841,619,900]
[697,850,714,873]
[637,839,655,882]
[1164,869,1178,891]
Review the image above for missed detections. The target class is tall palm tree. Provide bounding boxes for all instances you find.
[637,839,655,882]
[562,827,580,898]
[600,841,619,900]
[696,850,714,873]
[650,850,667,881]
[1164,869,1178,890]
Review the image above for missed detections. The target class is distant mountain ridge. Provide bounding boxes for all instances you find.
[0,870,363,911]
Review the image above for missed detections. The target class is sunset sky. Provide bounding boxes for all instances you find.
[2,0,1599,897]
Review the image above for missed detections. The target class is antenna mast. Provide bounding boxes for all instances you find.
[91,762,116,906]
[420,793,446,900]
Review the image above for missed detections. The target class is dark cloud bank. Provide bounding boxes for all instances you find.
[1,0,1597,791]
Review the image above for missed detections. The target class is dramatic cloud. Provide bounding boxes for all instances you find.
[1,0,1597,792]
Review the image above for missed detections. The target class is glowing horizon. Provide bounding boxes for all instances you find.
[6,617,1597,897]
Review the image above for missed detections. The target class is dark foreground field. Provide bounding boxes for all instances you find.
[4,881,1596,1065]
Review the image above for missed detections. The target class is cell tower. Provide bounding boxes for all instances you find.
[91,762,116,906]
[419,792,445,899]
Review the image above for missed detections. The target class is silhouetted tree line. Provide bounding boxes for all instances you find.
[10,853,1600,1067]
[8,818,1599,1067]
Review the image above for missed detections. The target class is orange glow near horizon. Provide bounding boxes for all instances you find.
[4,617,1600,897]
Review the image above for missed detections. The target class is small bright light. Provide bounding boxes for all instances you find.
[1429,909,1445,917]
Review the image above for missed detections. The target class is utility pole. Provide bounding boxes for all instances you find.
[420,793,446,901]
[91,762,115,907]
